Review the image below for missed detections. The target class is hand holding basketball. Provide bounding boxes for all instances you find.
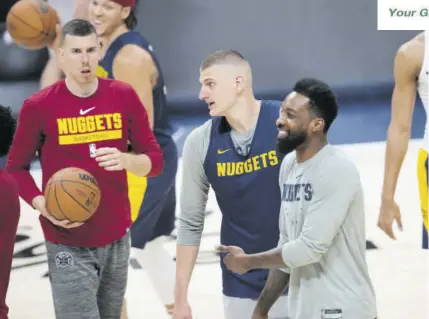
[95,147,127,171]
[47,23,62,50]
[32,195,84,228]
[6,0,60,50]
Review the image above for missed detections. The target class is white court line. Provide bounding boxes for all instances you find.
[7,140,429,319]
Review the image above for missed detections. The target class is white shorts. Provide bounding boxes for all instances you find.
[223,294,289,319]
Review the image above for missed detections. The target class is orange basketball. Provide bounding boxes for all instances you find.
[44,167,101,223]
[6,0,60,50]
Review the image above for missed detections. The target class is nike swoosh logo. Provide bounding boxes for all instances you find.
[79,107,96,115]
[217,149,231,154]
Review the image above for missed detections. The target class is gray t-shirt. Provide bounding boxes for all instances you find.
[177,120,256,246]
[277,145,377,319]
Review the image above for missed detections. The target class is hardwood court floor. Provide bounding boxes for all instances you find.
[7,139,428,319]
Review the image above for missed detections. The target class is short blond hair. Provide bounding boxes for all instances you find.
[200,50,247,70]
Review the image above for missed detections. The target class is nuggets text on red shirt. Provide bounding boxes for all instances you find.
[56,113,123,145]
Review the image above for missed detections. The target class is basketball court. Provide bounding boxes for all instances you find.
[0,2,426,318]
[6,108,429,318]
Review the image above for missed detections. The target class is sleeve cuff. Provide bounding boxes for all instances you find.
[23,188,43,208]
[145,151,163,177]
[281,242,295,269]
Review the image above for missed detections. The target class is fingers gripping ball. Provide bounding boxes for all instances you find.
[44,168,101,222]
[6,0,60,50]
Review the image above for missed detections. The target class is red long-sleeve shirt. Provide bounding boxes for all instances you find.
[0,169,20,319]
[6,78,163,247]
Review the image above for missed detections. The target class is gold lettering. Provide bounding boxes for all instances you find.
[113,113,122,129]
[58,130,122,145]
[244,159,252,173]
[252,155,261,171]
[217,163,226,177]
[104,114,113,129]
[215,150,279,177]
[226,162,235,176]
[67,118,78,134]
[259,153,268,168]
[86,116,95,132]
[77,117,86,133]
[56,112,126,145]
[94,115,105,130]
[268,150,279,166]
[57,118,68,134]
[235,162,244,175]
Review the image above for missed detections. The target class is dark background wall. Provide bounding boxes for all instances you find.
[0,0,421,114]
[133,0,420,110]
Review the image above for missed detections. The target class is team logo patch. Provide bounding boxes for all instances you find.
[55,251,74,268]
[89,143,97,158]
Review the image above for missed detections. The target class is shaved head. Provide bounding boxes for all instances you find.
[200,50,253,89]
[198,50,255,117]
[201,50,247,69]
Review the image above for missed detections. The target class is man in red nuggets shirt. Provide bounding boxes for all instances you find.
[6,19,163,319]
[0,105,20,319]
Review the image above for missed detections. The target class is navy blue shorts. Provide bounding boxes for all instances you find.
[130,139,178,249]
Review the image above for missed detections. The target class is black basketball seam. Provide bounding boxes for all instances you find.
[30,1,50,37]
[32,1,56,44]
[8,12,47,41]
[47,4,58,40]
[38,2,52,42]
[5,24,45,41]
[53,182,67,220]
[38,1,58,41]
[38,1,58,40]
[8,11,45,37]
[60,177,93,215]
[49,180,100,195]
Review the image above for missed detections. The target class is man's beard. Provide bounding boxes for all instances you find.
[276,130,307,155]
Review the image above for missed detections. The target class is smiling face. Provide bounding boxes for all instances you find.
[88,0,131,36]
[198,64,243,117]
[276,92,315,154]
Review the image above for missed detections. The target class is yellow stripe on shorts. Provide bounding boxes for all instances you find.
[96,65,147,223]
[127,171,147,222]
[417,148,428,232]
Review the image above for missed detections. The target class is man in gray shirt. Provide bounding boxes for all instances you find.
[218,78,378,319]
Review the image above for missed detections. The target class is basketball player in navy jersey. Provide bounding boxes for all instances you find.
[174,50,288,319]
[87,0,178,316]
[218,78,377,319]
